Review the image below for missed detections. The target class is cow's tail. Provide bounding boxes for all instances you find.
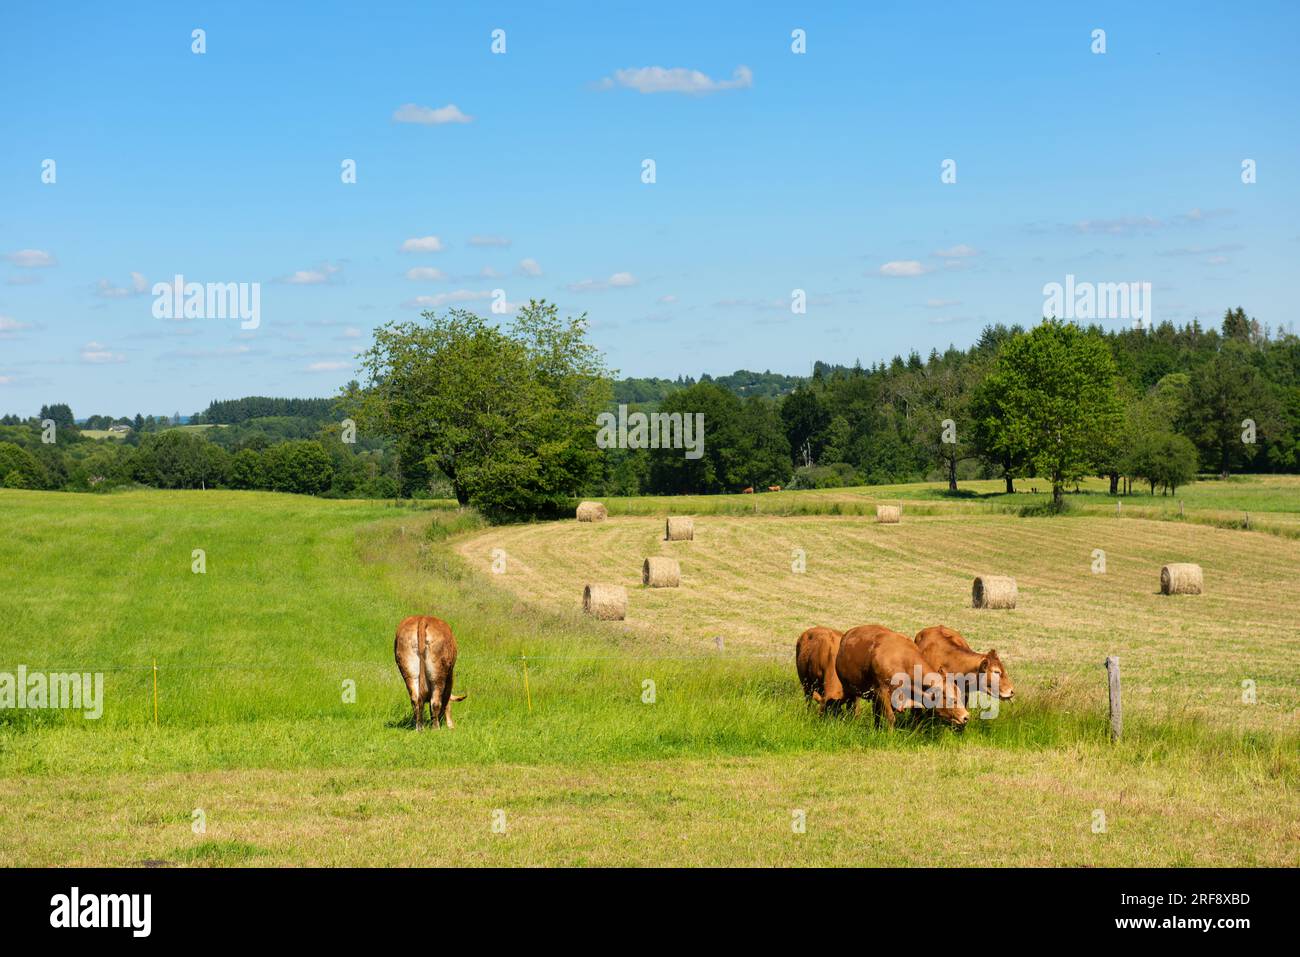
[450,693,467,702]
[416,618,428,701]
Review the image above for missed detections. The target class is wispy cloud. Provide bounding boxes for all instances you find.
[878,260,930,277]
[405,266,446,281]
[1158,243,1245,257]
[0,315,32,339]
[392,103,473,125]
[5,249,57,268]
[518,258,543,277]
[94,272,148,298]
[597,65,753,95]
[934,244,979,259]
[307,360,352,373]
[468,236,510,247]
[401,236,445,253]
[278,263,342,285]
[401,289,494,309]
[80,341,125,364]
[567,272,637,292]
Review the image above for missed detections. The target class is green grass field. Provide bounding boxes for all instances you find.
[0,482,1296,866]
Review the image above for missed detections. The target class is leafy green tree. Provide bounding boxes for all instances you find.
[352,300,610,518]
[262,441,334,494]
[1124,431,1199,495]
[981,320,1122,510]
[0,443,46,488]
[1180,346,1281,477]
[644,383,790,493]
[139,429,210,488]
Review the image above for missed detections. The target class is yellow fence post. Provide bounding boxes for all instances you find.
[522,655,533,713]
[152,659,159,729]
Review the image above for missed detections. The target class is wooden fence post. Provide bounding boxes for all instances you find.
[1104,656,1121,741]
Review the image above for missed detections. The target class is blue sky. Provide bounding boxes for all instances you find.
[1,1,1297,416]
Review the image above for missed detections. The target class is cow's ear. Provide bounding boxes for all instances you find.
[978,657,991,673]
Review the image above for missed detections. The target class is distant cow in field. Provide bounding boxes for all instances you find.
[914,625,1014,701]
[394,615,466,730]
[835,624,969,729]
[742,487,755,494]
[795,626,849,714]
[768,485,782,492]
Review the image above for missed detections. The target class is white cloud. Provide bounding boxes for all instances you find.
[599,65,753,95]
[94,272,149,298]
[80,341,125,364]
[280,263,342,285]
[469,236,511,247]
[568,272,638,292]
[401,236,445,253]
[658,294,678,304]
[0,315,32,339]
[925,298,961,308]
[479,266,502,279]
[934,244,979,259]
[879,260,929,277]
[518,258,543,277]
[163,344,254,360]
[5,249,57,268]
[307,360,351,372]
[405,266,446,281]
[393,103,473,125]
[401,289,494,309]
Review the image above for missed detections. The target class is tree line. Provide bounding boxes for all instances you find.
[2,303,1295,518]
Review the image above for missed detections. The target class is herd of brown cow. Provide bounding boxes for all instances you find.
[392,614,1013,732]
[796,624,1014,730]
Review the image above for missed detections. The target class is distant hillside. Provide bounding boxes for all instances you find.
[613,369,805,405]
[193,396,338,425]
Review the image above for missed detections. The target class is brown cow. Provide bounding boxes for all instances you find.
[795,626,848,714]
[914,625,1014,701]
[835,624,969,729]
[394,615,466,730]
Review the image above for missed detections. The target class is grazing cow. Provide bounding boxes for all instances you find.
[835,624,969,729]
[768,485,782,492]
[394,615,466,730]
[914,625,1014,701]
[742,487,755,494]
[795,627,848,714]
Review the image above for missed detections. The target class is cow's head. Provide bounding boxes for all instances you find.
[915,670,969,730]
[979,649,1014,700]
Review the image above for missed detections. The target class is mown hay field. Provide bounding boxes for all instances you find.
[457,511,1300,732]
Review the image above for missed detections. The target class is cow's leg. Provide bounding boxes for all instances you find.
[400,665,423,731]
[442,666,456,729]
[874,681,897,728]
[425,663,445,728]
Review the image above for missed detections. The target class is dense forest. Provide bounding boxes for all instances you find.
[2,306,1296,516]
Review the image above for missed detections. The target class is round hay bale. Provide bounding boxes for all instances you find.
[642,556,681,588]
[876,505,902,524]
[665,516,694,541]
[972,575,1018,609]
[1161,563,1203,595]
[582,584,627,620]
[576,501,607,523]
